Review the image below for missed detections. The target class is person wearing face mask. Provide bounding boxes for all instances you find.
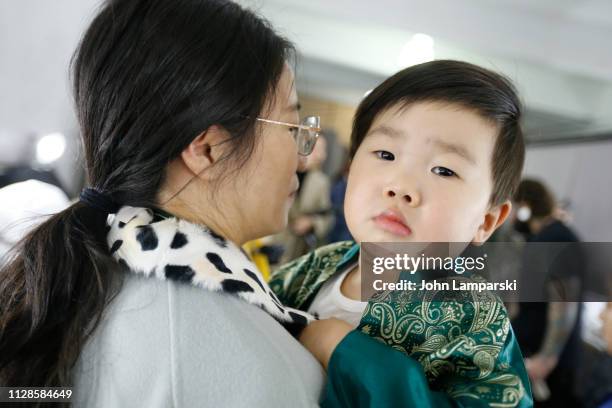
[511,179,584,407]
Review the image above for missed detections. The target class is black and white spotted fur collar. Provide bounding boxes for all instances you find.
[106,206,313,336]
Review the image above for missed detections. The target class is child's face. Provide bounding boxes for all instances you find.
[345,101,509,244]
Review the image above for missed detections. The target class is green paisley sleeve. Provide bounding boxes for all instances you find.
[269,241,356,310]
[323,331,455,407]
[268,251,315,309]
[324,328,532,407]
[323,285,533,407]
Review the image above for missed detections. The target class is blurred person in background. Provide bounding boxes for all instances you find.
[0,164,64,192]
[593,303,612,408]
[0,130,71,194]
[0,135,72,261]
[0,179,70,262]
[511,178,584,407]
[278,133,333,264]
[603,303,612,356]
[327,159,352,243]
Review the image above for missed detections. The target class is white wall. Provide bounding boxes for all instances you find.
[0,0,100,194]
[2,0,612,237]
[523,140,612,241]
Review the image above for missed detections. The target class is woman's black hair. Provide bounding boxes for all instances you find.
[351,60,524,207]
[0,0,293,393]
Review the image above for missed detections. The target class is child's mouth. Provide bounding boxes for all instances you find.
[373,211,412,237]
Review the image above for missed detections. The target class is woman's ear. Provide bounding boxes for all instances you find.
[472,200,512,245]
[180,125,230,178]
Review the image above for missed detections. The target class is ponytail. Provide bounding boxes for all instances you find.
[0,201,122,388]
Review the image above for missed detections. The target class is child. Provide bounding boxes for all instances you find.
[270,60,533,407]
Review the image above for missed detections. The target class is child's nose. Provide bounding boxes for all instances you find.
[384,186,421,207]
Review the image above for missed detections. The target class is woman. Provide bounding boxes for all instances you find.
[0,1,327,406]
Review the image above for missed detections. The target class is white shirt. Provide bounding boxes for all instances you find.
[308,262,368,327]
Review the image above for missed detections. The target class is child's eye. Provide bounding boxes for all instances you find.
[431,166,456,177]
[374,150,395,161]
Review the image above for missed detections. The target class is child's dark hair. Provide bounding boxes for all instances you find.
[350,60,524,207]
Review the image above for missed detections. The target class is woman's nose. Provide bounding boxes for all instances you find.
[297,154,307,172]
[384,186,421,207]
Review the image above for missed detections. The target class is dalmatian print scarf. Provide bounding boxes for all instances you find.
[106,206,314,336]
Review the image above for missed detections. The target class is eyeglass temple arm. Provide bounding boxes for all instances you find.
[256,117,321,132]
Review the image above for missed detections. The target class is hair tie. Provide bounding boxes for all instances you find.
[79,187,120,214]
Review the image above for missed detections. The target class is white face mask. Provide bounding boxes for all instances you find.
[516,206,532,222]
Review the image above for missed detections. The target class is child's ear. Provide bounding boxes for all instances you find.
[180,125,230,179]
[472,200,512,245]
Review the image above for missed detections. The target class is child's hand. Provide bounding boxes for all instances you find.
[299,318,353,370]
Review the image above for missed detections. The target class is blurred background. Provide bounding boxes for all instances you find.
[2,0,612,239]
[1,1,612,406]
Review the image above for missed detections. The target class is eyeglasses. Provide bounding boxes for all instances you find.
[256,116,321,156]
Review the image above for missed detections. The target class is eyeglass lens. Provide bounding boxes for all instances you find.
[296,116,320,156]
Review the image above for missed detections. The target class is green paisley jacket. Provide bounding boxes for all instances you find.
[269,241,533,408]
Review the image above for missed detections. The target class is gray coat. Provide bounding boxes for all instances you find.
[72,271,324,407]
